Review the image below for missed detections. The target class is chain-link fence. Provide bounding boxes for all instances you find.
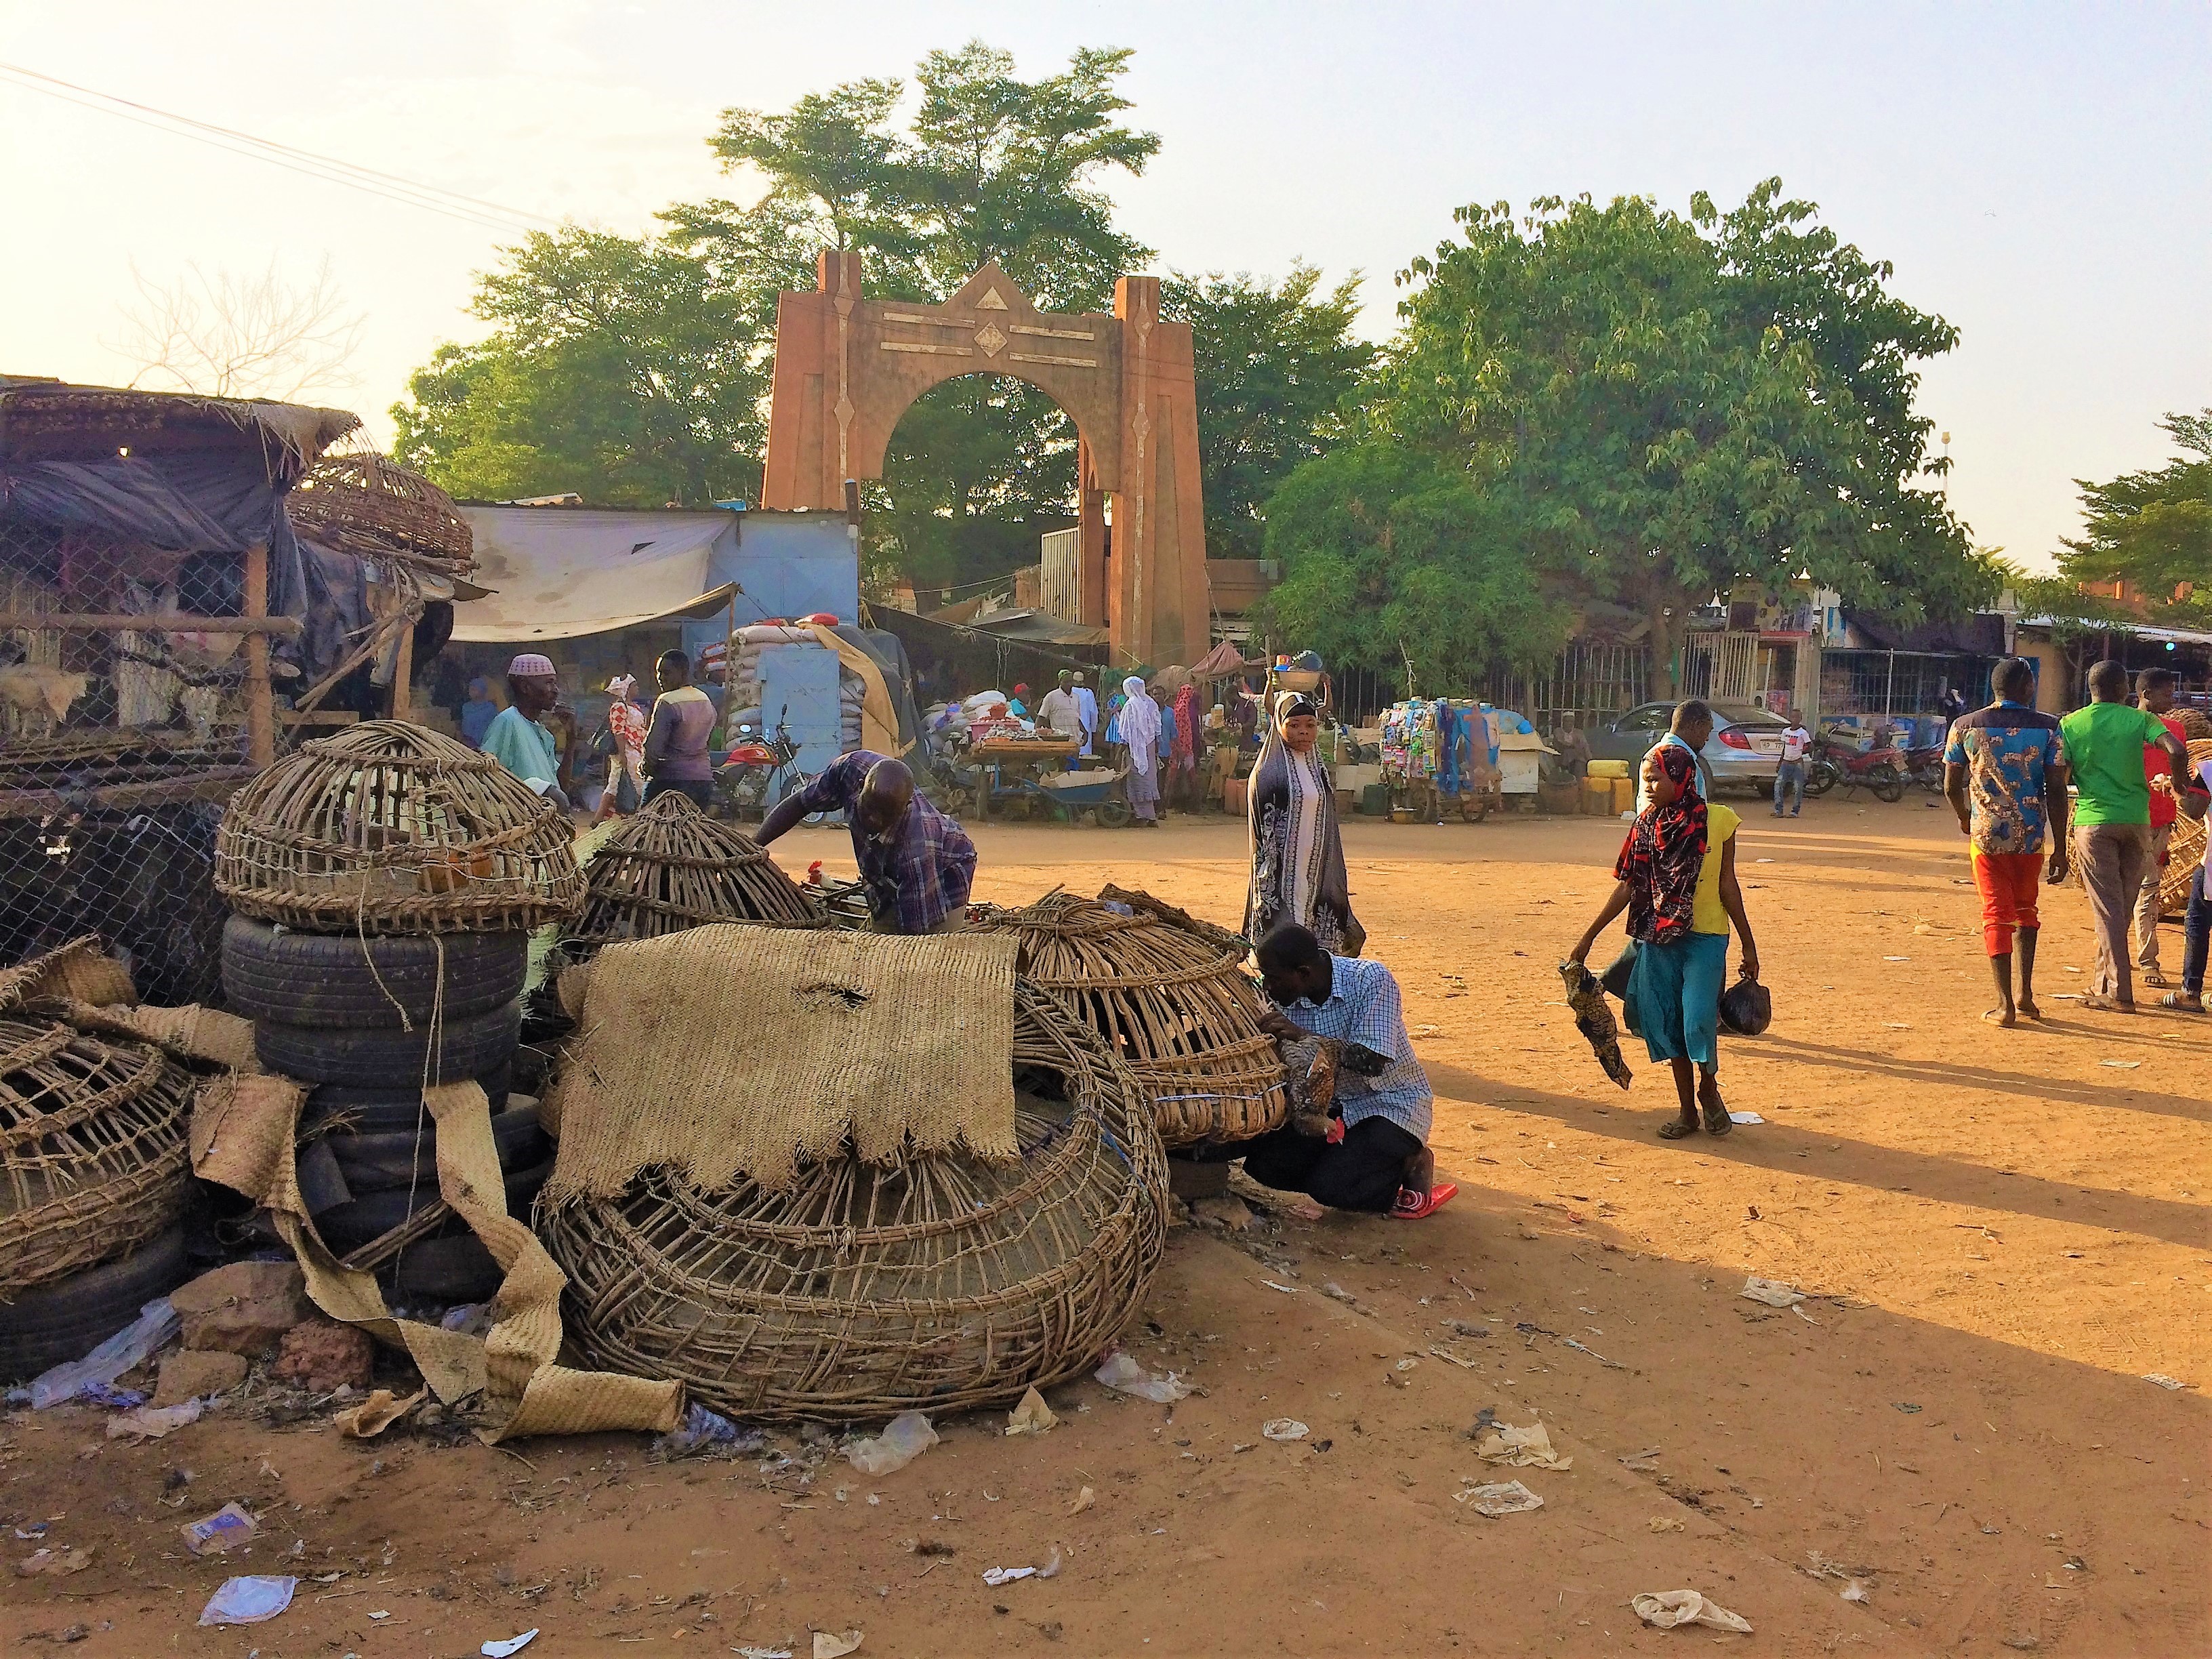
[3,519,251,1006]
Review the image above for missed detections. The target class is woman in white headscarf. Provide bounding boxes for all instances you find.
[1246,691,1364,953]
[1117,674,1164,827]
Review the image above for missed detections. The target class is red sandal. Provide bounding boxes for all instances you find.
[1390,1182,1458,1221]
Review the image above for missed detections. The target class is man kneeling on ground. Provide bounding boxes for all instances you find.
[1237,924,1456,1221]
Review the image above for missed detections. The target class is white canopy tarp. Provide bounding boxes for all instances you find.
[451,508,739,642]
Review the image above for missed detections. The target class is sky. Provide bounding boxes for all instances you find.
[2,1,2206,571]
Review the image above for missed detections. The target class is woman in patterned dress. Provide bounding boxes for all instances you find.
[1246,692,1364,954]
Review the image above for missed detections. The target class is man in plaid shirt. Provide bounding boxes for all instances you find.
[759,752,976,934]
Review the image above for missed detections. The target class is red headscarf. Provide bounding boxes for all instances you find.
[1614,741,1708,943]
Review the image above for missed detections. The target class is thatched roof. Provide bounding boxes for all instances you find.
[0,376,359,480]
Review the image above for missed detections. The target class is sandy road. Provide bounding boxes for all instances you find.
[2,793,2203,1656]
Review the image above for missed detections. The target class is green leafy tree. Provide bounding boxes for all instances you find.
[1254,444,1570,691]
[1163,266,1374,562]
[2057,409,2211,615]
[1376,181,1986,689]
[392,224,807,506]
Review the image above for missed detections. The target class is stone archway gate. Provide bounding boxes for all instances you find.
[760,251,1209,669]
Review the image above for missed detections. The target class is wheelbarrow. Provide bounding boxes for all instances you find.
[1032,765,1134,827]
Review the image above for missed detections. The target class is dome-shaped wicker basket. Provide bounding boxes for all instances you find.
[555,792,827,969]
[538,981,1170,1420]
[966,891,1286,1149]
[287,450,474,568]
[2159,738,2212,917]
[1,1017,194,1296]
[216,720,584,935]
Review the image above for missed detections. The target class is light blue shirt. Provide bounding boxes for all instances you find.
[480,704,559,792]
[1279,954,1433,1141]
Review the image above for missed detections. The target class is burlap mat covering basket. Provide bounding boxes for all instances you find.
[539,980,1168,1420]
[554,792,825,970]
[0,1015,193,1297]
[967,891,1286,1149]
[2158,737,2212,918]
[215,720,583,933]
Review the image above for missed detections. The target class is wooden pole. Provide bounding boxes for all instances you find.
[390,617,414,720]
[0,612,302,637]
[243,539,273,769]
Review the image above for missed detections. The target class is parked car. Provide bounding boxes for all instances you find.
[1584,701,1790,795]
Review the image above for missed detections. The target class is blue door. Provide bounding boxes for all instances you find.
[756,644,844,806]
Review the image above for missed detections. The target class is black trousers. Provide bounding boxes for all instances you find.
[644,777,714,809]
[1216,1115,1422,1214]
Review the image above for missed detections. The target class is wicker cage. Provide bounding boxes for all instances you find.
[556,792,826,968]
[967,891,1286,1149]
[0,1017,193,1296]
[286,450,474,570]
[2160,738,2212,917]
[539,981,1170,1420]
[215,720,584,934]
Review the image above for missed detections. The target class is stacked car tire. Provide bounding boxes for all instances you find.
[221,916,550,1304]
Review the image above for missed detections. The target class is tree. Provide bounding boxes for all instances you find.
[391,225,805,507]
[2057,409,2211,615]
[1376,182,1986,689]
[1254,444,1570,691]
[1163,266,1374,562]
[115,256,366,403]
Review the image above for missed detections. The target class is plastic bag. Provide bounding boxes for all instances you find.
[653,1400,763,1460]
[844,1412,937,1475]
[1630,1589,1753,1633]
[1094,1351,1191,1404]
[198,1576,298,1626]
[1718,975,1771,1036]
[27,1297,180,1409]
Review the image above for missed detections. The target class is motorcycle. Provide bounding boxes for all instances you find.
[1903,743,1949,794]
[1805,729,1908,803]
[713,708,823,824]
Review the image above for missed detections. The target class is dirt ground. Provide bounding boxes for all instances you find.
[4,793,2206,1657]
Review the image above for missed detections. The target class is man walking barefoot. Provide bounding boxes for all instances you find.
[1943,659,2068,1026]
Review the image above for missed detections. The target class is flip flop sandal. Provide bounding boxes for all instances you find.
[2159,992,2206,1014]
[1702,1098,1733,1136]
[1390,1182,1458,1220]
[1657,1119,1698,1139]
[2081,995,2135,1013]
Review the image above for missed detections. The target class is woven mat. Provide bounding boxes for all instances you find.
[0,937,135,1015]
[192,1071,678,1441]
[544,924,1021,1198]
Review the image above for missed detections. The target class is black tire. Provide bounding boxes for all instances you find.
[1868,763,1907,803]
[315,1155,553,1251]
[1096,798,1134,829]
[223,916,527,1027]
[304,1061,512,1133]
[327,1103,548,1193]
[0,1226,188,1384]
[255,1000,521,1088]
[1803,760,1840,797]
[383,1233,502,1306]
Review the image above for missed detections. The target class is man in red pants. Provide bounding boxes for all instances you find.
[1943,658,2071,1026]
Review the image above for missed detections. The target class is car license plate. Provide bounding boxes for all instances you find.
[1749,735,1784,755]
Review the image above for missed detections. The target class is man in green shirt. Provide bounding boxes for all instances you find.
[2059,659,2189,1010]
[479,653,572,812]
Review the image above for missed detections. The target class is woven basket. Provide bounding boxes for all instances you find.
[556,793,825,968]
[2159,738,2212,918]
[287,450,474,567]
[539,981,1169,1420]
[0,1018,193,1298]
[216,720,584,934]
[968,891,1286,1148]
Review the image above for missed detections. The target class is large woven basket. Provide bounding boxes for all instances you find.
[556,793,825,968]
[216,720,584,934]
[287,450,474,569]
[2159,738,2212,918]
[539,981,1169,1420]
[1,1018,194,1298]
[967,892,1286,1149]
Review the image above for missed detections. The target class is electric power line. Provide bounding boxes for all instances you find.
[0,60,562,235]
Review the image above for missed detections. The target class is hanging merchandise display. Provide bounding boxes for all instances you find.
[1378,699,1503,822]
